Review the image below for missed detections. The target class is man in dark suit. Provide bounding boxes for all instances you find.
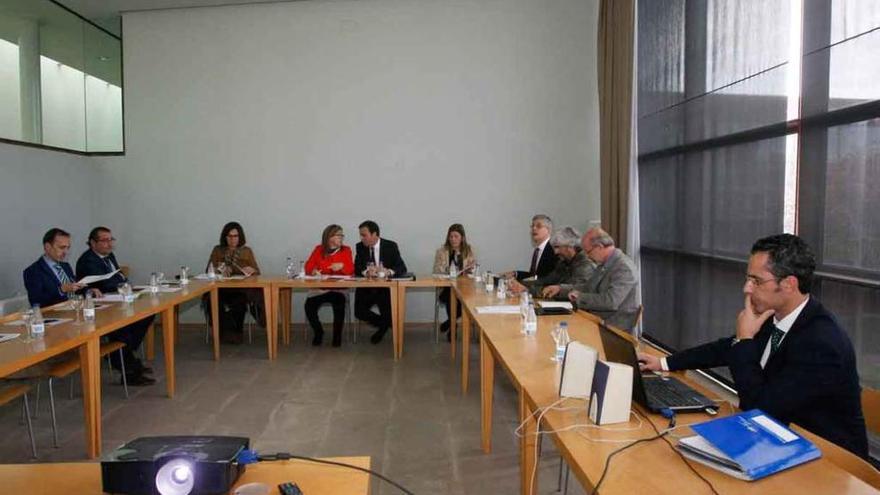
[506,214,558,281]
[639,234,868,458]
[354,220,407,344]
[23,228,85,307]
[76,226,155,386]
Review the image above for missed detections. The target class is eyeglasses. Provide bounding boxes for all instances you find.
[745,275,778,287]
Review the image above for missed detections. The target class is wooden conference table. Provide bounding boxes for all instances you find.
[0,456,371,494]
[450,278,878,495]
[0,280,218,458]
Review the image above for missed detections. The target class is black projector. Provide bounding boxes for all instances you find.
[101,436,249,495]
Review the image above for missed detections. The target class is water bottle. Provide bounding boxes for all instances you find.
[448,262,458,279]
[180,266,190,285]
[30,305,45,337]
[377,262,387,279]
[149,272,160,293]
[472,263,481,281]
[121,283,135,303]
[555,321,570,362]
[524,302,537,336]
[298,260,306,278]
[207,262,216,280]
[496,277,507,299]
[484,272,494,292]
[519,292,530,317]
[285,257,294,279]
[83,292,96,322]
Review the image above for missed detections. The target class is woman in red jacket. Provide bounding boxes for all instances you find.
[304,224,354,346]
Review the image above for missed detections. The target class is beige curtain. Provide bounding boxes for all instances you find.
[598,0,635,251]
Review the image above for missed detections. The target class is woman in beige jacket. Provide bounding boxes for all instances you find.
[433,223,476,336]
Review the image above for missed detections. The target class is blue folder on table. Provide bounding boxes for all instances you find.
[677,409,821,481]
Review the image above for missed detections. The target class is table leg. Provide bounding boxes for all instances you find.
[145,323,155,361]
[79,337,101,458]
[389,285,399,361]
[520,390,538,495]
[462,309,471,393]
[450,289,458,361]
[271,287,280,356]
[262,285,274,359]
[282,289,292,346]
[480,334,494,453]
[210,287,220,360]
[162,307,176,398]
[396,285,407,359]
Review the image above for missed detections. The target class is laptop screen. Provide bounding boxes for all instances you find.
[598,324,650,408]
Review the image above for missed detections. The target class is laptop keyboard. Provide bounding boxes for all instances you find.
[643,377,707,408]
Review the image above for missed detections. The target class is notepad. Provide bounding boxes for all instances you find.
[0,333,19,343]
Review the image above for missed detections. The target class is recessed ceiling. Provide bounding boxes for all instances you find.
[57,0,305,35]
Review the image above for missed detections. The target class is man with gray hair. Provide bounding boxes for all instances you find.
[509,226,593,299]
[559,227,640,331]
[505,214,559,282]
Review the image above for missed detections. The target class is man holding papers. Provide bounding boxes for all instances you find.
[23,228,85,307]
[76,226,155,386]
[639,234,868,458]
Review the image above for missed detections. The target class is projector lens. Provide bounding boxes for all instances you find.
[156,458,195,495]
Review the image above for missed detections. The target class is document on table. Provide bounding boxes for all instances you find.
[476,305,521,314]
[77,269,120,285]
[3,318,69,327]
[95,292,144,303]
[537,301,573,310]
[133,286,182,293]
[0,333,19,343]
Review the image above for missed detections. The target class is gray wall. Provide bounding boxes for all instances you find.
[5,0,601,322]
[0,141,95,298]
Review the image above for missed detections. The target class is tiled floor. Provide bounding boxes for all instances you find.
[0,323,586,494]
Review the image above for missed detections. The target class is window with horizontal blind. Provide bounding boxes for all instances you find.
[637,0,880,395]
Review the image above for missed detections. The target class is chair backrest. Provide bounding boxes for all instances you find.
[790,424,880,489]
[0,295,28,317]
[863,386,880,436]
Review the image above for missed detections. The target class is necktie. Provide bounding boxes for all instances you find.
[369,246,376,265]
[529,248,540,275]
[770,326,785,355]
[104,256,115,272]
[54,263,70,285]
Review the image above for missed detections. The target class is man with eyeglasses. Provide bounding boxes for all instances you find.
[638,234,868,459]
[557,227,640,332]
[76,226,155,386]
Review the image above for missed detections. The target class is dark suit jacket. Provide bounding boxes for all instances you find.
[76,249,127,293]
[23,257,74,307]
[516,243,558,281]
[667,297,868,458]
[354,238,407,276]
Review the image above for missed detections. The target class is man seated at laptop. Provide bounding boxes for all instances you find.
[638,234,868,459]
[508,226,592,299]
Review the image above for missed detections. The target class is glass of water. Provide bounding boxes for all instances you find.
[71,294,84,324]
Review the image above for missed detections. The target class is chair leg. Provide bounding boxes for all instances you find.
[563,464,570,495]
[23,394,37,459]
[69,375,75,400]
[557,457,564,492]
[205,322,210,344]
[48,378,59,448]
[32,381,40,419]
[119,349,129,399]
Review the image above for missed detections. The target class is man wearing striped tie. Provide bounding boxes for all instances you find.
[637,234,868,459]
[23,228,85,308]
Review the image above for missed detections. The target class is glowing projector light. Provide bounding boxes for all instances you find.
[156,458,195,495]
[101,436,249,495]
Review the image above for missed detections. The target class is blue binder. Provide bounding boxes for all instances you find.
[677,409,821,480]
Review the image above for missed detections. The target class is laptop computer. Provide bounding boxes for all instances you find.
[598,324,717,413]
